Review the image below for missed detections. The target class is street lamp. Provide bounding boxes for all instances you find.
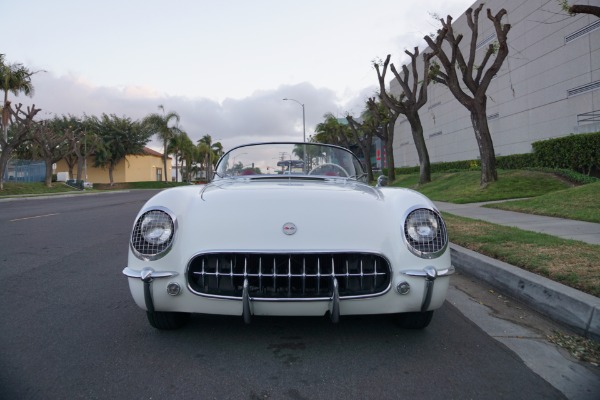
[283,98,305,142]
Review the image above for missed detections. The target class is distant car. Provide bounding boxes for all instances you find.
[123,142,453,330]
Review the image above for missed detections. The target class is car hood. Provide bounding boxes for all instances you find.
[140,179,436,257]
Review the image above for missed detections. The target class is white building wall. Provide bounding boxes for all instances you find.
[391,0,600,167]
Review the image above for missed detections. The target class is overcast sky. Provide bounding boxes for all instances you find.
[3,0,474,151]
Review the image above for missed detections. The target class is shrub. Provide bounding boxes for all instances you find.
[532,132,600,175]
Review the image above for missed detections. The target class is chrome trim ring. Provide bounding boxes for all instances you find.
[402,206,448,259]
[130,206,177,261]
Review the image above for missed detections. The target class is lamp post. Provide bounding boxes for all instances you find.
[283,98,305,142]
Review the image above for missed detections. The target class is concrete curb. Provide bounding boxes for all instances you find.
[450,243,600,341]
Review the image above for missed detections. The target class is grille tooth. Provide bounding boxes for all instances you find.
[187,253,391,299]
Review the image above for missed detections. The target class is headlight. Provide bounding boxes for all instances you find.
[404,208,448,258]
[131,208,176,260]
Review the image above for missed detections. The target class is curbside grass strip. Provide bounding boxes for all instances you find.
[450,243,600,341]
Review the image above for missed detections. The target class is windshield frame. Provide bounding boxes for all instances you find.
[213,142,367,182]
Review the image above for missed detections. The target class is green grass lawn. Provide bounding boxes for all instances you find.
[444,213,600,297]
[0,182,80,196]
[391,169,600,223]
[0,181,193,197]
[484,182,600,223]
[392,170,571,203]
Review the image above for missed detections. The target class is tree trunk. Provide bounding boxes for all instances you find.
[109,165,115,186]
[2,97,9,143]
[76,157,84,181]
[364,140,374,182]
[163,149,169,183]
[384,126,396,182]
[470,104,498,187]
[0,146,12,190]
[406,111,431,184]
[44,161,53,188]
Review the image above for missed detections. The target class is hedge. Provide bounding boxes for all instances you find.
[531,132,600,175]
[392,131,599,179]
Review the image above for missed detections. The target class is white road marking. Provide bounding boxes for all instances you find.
[10,213,60,222]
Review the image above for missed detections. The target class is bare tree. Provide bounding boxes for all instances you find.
[375,49,439,184]
[366,96,400,182]
[424,5,511,187]
[31,118,74,187]
[346,102,380,182]
[67,115,100,181]
[560,1,600,18]
[0,102,40,190]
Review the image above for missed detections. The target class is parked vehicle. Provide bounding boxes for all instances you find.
[123,142,453,330]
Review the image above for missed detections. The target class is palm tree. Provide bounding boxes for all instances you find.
[196,134,223,182]
[314,113,352,148]
[142,105,180,182]
[0,55,39,144]
[168,130,193,182]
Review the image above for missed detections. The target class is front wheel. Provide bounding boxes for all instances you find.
[396,311,434,329]
[146,311,190,330]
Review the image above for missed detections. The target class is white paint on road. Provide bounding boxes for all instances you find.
[10,213,60,222]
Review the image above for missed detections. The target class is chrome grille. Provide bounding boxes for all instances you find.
[187,253,391,299]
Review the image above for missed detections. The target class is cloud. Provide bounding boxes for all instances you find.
[12,72,378,150]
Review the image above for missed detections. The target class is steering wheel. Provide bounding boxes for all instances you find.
[308,163,349,177]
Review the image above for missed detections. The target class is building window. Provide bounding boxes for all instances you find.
[567,81,600,97]
[565,20,600,44]
[476,33,496,50]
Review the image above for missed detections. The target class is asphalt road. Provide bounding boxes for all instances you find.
[0,190,566,399]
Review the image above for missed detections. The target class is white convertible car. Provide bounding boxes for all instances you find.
[123,142,453,330]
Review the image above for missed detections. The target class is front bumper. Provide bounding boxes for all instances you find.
[123,264,455,323]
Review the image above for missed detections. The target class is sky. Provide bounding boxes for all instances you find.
[3,0,474,151]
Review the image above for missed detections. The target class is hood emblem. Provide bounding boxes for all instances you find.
[282,222,297,235]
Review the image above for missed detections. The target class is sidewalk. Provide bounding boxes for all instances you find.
[435,201,600,340]
[435,201,600,245]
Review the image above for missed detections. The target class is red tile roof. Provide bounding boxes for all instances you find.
[143,147,171,159]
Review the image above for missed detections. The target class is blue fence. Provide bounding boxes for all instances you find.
[3,159,46,183]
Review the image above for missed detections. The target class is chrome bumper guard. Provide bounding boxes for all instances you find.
[241,276,341,325]
[401,266,455,312]
[123,267,178,313]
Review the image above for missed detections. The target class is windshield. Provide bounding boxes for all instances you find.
[214,142,366,181]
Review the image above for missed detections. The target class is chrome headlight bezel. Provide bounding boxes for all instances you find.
[130,206,177,261]
[403,207,448,259]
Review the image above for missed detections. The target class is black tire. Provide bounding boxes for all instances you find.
[396,311,434,329]
[146,311,190,330]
